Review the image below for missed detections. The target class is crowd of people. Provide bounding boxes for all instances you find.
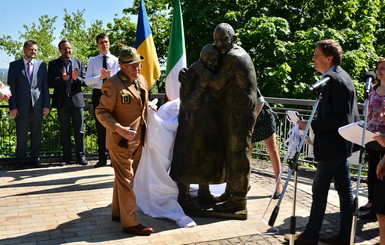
[1,24,385,244]
[5,34,120,168]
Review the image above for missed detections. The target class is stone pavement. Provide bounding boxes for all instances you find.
[0,159,379,245]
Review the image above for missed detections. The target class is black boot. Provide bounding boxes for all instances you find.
[198,184,220,205]
[214,195,246,213]
[177,182,204,212]
[219,184,232,202]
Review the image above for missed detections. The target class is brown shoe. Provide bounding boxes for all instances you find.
[123,224,153,236]
[284,232,318,245]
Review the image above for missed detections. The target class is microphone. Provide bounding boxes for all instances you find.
[308,72,337,92]
[364,71,376,95]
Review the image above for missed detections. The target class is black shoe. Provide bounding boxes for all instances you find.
[273,191,281,199]
[319,235,349,245]
[94,160,107,168]
[358,204,372,212]
[30,157,41,168]
[359,211,377,220]
[77,157,88,166]
[284,232,318,245]
[15,159,29,169]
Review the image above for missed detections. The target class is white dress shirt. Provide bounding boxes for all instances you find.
[85,52,120,89]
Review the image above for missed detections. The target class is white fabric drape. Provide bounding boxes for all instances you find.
[134,99,196,228]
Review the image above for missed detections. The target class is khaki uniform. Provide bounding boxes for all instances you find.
[96,72,148,227]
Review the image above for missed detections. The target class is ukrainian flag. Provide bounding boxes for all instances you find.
[135,0,161,90]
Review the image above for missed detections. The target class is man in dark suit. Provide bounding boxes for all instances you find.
[288,40,357,245]
[48,40,88,166]
[8,40,50,168]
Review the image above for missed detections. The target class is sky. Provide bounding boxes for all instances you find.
[0,0,135,68]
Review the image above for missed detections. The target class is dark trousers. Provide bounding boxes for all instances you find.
[57,97,85,162]
[366,148,385,203]
[92,89,107,161]
[304,158,353,240]
[15,102,43,160]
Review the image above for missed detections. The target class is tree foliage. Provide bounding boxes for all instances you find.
[0,0,385,99]
[0,15,58,64]
[60,9,105,64]
[180,0,382,101]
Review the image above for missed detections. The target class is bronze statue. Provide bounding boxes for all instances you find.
[171,23,258,219]
[170,44,224,211]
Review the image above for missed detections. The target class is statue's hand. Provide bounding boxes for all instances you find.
[190,61,205,73]
[178,68,189,83]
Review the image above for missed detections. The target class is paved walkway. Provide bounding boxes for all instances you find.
[0,160,379,245]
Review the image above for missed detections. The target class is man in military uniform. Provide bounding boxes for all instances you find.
[96,47,153,236]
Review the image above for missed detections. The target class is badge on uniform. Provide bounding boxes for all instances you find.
[121,94,130,104]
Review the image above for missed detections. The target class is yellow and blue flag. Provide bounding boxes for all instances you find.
[135,0,161,90]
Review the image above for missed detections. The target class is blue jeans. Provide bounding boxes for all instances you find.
[304,158,353,240]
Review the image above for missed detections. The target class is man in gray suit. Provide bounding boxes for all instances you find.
[8,40,50,168]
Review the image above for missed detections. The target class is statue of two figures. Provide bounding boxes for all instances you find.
[170,23,258,220]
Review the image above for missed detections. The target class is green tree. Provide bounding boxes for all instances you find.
[60,9,105,65]
[105,15,137,57]
[180,0,383,100]
[0,15,57,64]
[1,1,384,98]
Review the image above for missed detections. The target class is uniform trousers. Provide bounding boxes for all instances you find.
[109,128,143,228]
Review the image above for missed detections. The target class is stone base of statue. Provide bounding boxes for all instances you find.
[185,207,248,220]
[179,197,248,220]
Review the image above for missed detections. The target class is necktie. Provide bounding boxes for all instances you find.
[65,61,72,94]
[27,61,33,84]
[103,55,107,82]
[134,81,141,95]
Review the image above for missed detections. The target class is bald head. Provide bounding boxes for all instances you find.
[213,23,236,54]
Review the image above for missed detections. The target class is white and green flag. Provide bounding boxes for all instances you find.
[165,0,186,101]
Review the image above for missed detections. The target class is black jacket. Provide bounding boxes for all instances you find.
[311,66,359,161]
[48,57,86,109]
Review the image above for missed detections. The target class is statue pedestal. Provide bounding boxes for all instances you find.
[180,197,248,220]
[184,208,247,220]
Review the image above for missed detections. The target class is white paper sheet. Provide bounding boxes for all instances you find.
[338,121,378,146]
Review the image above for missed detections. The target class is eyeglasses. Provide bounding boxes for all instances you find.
[312,53,326,58]
[126,63,142,71]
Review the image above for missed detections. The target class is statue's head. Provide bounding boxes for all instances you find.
[213,23,236,54]
[200,44,219,71]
